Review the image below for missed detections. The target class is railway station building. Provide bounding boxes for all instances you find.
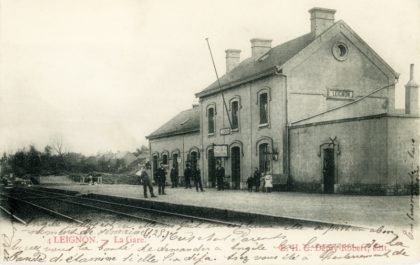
[147,7,419,195]
[146,105,201,182]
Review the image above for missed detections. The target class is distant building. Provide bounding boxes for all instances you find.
[147,8,419,194]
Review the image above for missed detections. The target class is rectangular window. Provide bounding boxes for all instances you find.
[231,101,239,130]
[259,93,268,124]
[208,108,215,134]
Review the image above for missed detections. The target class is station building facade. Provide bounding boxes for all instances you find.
[146,105,201,182]
[147,8,419,194]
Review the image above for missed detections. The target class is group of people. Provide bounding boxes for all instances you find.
[137,163,205,198]
[183,163,204,192]
[138,164,273,198]
[246,167,273,192]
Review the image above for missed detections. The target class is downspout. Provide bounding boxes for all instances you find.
[200,99,205,187]
[275,68,290,188]
[148,139,152,176]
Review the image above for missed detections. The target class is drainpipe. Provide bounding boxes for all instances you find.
[275,67,290,187]
[148,139,152,176]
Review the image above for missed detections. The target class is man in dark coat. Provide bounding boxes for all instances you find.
[156,165,167,195]
[138,167,156,198]
[246,175,254,192]
[215,164,225,191]
[170,166,178,188]
[184,163,193,189]
[193,167,204,192]
[253,167,261,192]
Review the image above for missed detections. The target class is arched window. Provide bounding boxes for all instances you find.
[231,100,239,130]
[259,93,268,125]
[208,107,215,134]
[257,88,271,126]
[162,154,168,165]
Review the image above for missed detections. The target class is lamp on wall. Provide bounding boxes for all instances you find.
[264,148,279,161]
[272,149,279,161]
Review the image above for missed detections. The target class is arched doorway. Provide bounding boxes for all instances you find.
[190,151,198,170]
[172,153,179,171]
[258,143,270,174]
[231,146,241,189]
[152,155,158,176]
[208,149,216,187]
[323,148,335,194]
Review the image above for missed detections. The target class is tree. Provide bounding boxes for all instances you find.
[10,149,27,177]
[27,145,41,175]
[50,135,68,172]
[51,135,65,156]
[0,152,11,177]
[134,145,149,156]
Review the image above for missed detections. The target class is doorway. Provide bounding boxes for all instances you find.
[231,147,241,189]
[208,149,216,187]
[172,154,178,171]
[152,155,158,176]
[323,148,335,194]
[190,151,198,170]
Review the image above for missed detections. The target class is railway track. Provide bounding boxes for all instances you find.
[9,187,240,227]
[5,188,171,226]
[0,203,27,225]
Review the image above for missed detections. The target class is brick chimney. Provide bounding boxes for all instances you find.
[309,7,336,37]
[250,38,272,59]
[225,49,241,73]
[405,64,419,115]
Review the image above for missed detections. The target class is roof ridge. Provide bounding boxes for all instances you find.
[146,107,200,139]
[196,32,315,97]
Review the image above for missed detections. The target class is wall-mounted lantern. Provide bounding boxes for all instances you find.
[264,148,279,161]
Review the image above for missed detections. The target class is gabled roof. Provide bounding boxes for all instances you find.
[196,32,315,97]
[146,107,200,140]
[196,20,399,98]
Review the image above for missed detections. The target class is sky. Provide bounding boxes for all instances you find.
[0,0,419,155]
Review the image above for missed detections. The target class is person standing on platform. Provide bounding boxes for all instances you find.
[264,172,273,193]
[156,165,167,195]
[193,166,204,192]
[260,173,266,192]
[215,163,225,191]
[170,166,178,188]
[246,175,254,192]
[184,163,193,189]
[253,168,261,192]
[137,167,156,198]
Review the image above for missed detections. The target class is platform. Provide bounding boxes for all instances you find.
[41,184,418,228]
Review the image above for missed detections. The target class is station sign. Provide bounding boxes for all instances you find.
[327,89,354,99]
[214,144,228,157]
[220,128,231,135]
